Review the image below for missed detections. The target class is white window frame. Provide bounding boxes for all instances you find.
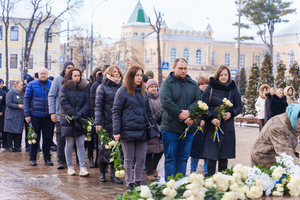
[195,49,202,65]
[255,55,261,65]
[141,32,145,37]
[211,52,215,66]
[44,54,52,70]
[144,49,147,63]
[240,54,246,68]
[134,32,138,36]
[149,49,153,63]
[9,53,19,69]
[225,53,231,67]
[170,47,177,64]
[28,54,34,69]
[0,52,2,68]
[289,49,295,66]
[10,25,19,41]
[44,28,53,43]
[183,48,190,64]
[0,24,3,40]
[275,50,281,67]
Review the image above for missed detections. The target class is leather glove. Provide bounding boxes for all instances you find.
[74,112,83,122]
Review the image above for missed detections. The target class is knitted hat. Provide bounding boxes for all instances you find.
[60,61,75,77]
[23,74,31,81]
[145,70,154,79]
[0,78,4,83]
[146,79,158,90]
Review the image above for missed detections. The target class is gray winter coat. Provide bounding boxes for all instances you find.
[48,76,63,121]
[4,88,24,134]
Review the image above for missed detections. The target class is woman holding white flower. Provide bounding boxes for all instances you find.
[4,80,24,152]
[95,66,123,184]
[60,68,90,177]
[202,65,242,176]
[251,103,300,169]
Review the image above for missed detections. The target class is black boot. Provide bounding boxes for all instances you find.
[207,166,216,177]
[127,183,134,191]
[218,166,227,173]
[135,181,141,187]
[89,157,95,168]
[99,162,107,182]
[110,164,123,184]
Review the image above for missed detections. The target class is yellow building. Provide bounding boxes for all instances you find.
[0,15,62,88]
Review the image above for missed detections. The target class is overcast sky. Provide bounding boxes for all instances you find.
[57,0,300,42]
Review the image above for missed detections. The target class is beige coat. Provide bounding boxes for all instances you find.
[251,113,300,169]
[284,86,298,105]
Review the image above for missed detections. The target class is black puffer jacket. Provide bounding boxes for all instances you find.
[0,89,6,132]
[95,76,122,163]
[113,86,154,142]
[90,73,103,118]
[60,79,90,138]
[271,94,288,118]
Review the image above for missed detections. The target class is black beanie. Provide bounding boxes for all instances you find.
[61,61,75,77]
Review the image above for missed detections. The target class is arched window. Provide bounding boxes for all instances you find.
[149,49,153,63]
[289,49,295,66]
[275,51,281,67]
[183,48,189,63]
[134,32,138,36]
[195,49,202,65]
[170,48,177,63]
[141,32,145,37]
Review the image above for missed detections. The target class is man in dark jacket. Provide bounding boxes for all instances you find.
[48,61,74,169]
[0,88,6,149]
[24,68,54,166]
[160,58,202,182]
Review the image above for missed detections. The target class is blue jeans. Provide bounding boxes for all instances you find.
[191,157,208,175]
[162,131,193,182]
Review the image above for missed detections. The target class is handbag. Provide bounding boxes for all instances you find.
[136,96,159,140]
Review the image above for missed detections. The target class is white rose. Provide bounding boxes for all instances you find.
[189,173,198,182]
[115,171,120,177]
[85,137,88,141]
[88,121,93,125]
[272,191,283,196]
[105,145,110,149]
[186,183,197,191]
[222,98,228,103]
[229,183,239,192]
[119,170,125,177]
[87,126,92,132]
[166,179,175,188]
[186,195,196,200]
[203,105,208,111]
[32,139,36,144]
[140,185,152,198]
[198,101,202,107]
[162,187,171,196]
[204,178,214,188]
[28,140,32,144]
[88,138,92,142]
[183,190,192,198]
[226,100,231,106]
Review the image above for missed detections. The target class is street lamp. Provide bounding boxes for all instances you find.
[90,0,109,76]
[237,0,242,92]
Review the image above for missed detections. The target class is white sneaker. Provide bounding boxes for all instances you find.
[79,167,90,177]
[68,166,76,176]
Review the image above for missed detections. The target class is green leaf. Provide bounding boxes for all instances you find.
[115,194,122,200]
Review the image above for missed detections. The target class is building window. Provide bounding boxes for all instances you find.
[195,49,202,65]
[141,32,145,37]
[10,54,18,68]
[240,54,246,68]
[255,55,260,65]
[0,25,3,40]
[44,55,52,70]
[26,26,34,41]
[225,53,231,67]
[149,49,153,63]
[144,49,147,63]
[79,47,84,55]
[44,28,52,43]
[170,48,177,63]
[0,53,2,68]
[10,26,19,41]
[275,51,280,67]
[211,52,215,66]
[289,49,295,66]
[134,32,138,36]
[183,48,189,63]
[28,54,34,69]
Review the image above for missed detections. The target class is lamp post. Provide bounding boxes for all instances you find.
[237,0,242,93]
[90,0,108,76]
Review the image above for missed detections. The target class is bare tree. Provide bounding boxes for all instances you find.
[148,7,163,86]
[0,0,20,86]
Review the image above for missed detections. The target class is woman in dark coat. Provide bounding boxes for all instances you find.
[271,88,288,118]
[4,80,24,152]
[202,65,242,176]
[190,76,209,175]
[60,68,90,177]
[0,87,6,149]
[112,66,154,190]
[95,66,123,184]
[145,79,163,181]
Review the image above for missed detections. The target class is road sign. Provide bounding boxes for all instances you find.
[126,59,130,65]
[162,62,169,70]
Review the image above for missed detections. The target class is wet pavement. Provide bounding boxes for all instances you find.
[0,125,300,199]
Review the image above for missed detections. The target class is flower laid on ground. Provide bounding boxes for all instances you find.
[211,98,233,142]
[116,153,300,199]
[179,100,208,139]
[26,123,37,144]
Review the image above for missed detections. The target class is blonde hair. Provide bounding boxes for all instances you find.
[103,66,123,81]
[270,87,277,95]
[14,80,22,87]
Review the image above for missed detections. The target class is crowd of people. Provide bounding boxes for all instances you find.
[1,57,300,191]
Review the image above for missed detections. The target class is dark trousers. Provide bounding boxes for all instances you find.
[145,153,163,175]
[258,119,265,131]
[85,138,94,158]
[56,122,66,164]
[29,116,54,161]
[24,120,29,148]
[1,131,7,148]
[7,133,22,149]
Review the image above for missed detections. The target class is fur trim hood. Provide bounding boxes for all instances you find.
[284,86,296,97]
[63,79,88,91]
[259,84,270,99]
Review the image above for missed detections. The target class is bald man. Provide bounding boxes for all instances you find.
[24,67,54,166]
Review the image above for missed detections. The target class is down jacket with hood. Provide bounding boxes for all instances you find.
[251,104,300,169]
[271,94,288,118]
[113,86,154,142]
[284,86,299,105]
[255,84,270,119]
[60,79,90,138]
[94,75,122,163]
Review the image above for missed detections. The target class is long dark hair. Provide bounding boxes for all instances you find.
[124,66,145,97]
[62,68,82,85]
[91,68,102,83]
[213,65,232,83]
